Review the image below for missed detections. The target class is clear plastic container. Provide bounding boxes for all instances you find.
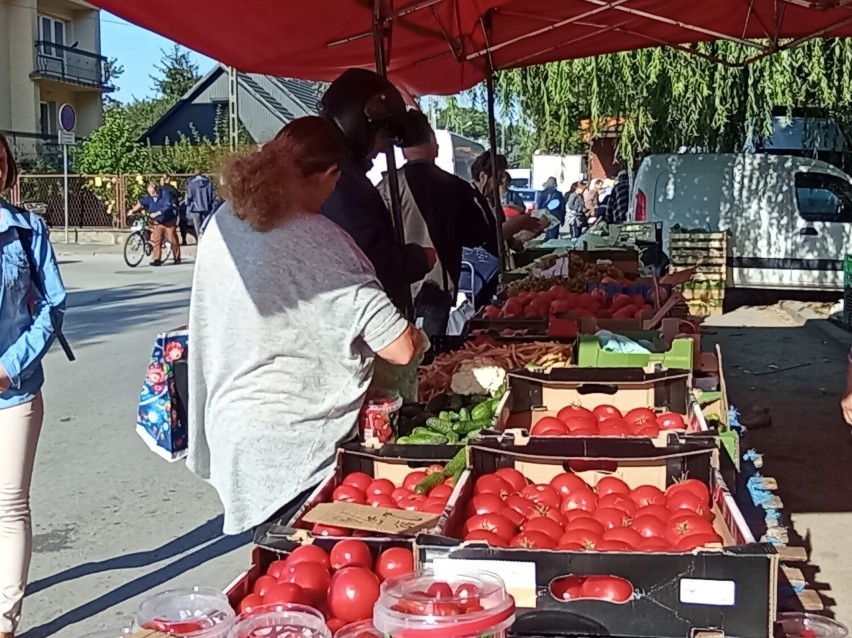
[778,613,849,638]
[230,604,331,638]
[334,620,382,638]
[358,390,402,447]
[373,570,516,638]
[136,586,235,638]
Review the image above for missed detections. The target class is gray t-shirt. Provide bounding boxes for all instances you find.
[187,204,408,534]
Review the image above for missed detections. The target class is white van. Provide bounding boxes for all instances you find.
[629,153,852,291]
[367,129,485,185]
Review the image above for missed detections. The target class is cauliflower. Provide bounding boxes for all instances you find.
[451,357,507,395]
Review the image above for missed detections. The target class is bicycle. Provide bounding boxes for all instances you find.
[124,212,173,268]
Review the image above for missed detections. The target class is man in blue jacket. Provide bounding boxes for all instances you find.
[319,69,435,312]
[186,171,216,238]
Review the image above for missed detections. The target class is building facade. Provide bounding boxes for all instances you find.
[0,0,110,162]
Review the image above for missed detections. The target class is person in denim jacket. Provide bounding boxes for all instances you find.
[0,132,67,637]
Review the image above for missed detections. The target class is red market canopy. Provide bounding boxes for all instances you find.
[93,0,852,95]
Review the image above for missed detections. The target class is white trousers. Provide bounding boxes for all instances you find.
[0,395,43,634]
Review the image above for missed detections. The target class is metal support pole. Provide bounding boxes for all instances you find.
[228,66,239,151]
[486,72,507,270]
[63,144,69,243]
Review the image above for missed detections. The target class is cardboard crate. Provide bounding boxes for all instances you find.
[575,322,696,370]
[415,438,777,638]
[697,346,740,479]
[253,445,458,552]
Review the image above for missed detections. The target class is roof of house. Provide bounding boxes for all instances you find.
[139,63,320,145]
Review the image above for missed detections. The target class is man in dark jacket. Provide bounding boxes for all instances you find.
[186,171,216,237]
[377,111,497,336]
[319,69,435,312]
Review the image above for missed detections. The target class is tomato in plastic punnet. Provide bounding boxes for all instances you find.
[657,412,687,431]
[329,540,372,571]
[594,507,632,530]
[522,517,565,540]
[403,471,429,491]
[631,514,667,538]
[557,405,596,423]
[263,582,310,606]
[367,494,397,509]
[312,523,349,537]
[593,405,623,422]
[327,567,381,623]
[463,530,507,546]
[565,516,605,536]
[549,473,588,497]
[561,488,598,513]
[374,547,414,581]
[666,479,711,506]
[624,408,657,427]
[594,476,631,497]
[597,493,637,515]
[475,474,513,498]
[342,472,373,492]
[520,484,561,509]
[463,513,516,541]
[281,561,330,604]
[366,478,396,497]
[238,593,264,614]
[494,467,528,492]
[284,544,331,571]
[558,528,602,549]
[426,582,454,599]
[510,531,558,549]
[630,484,667,507]
[602,527,643,548]
[333,485,367,504]
[252,574,278,597]
[531,417,568,436]
[550,575,586,601]
[580,576,634,602]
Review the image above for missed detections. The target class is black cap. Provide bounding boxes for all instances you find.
[319,68,407,163]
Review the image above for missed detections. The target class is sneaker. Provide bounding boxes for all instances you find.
[149,260,163,267]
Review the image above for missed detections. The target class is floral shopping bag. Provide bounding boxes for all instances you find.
[136,327,189,461]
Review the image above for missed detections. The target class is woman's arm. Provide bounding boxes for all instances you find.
[0,217,67,389]
[377,323,423,366]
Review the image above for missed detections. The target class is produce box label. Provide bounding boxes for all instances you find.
[302,502,439,535]
[679,578,736,606]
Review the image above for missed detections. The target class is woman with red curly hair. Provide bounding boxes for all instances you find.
[187,117,422,534]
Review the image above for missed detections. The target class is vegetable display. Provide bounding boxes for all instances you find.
[396,394,502,445]
[485,288,667,321]
[530,404,687,437]
[457,468,722,551]
[503,253,626,296]
[235,541,415,634]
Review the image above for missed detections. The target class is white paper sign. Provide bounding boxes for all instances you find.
[679,578,736,606]
[432,558,538,608]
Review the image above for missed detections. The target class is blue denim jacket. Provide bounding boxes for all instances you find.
[0,200,67,409]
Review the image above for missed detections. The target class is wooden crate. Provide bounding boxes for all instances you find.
[670,232,732,301]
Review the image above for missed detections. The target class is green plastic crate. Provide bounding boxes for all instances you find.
[576,332,694,370]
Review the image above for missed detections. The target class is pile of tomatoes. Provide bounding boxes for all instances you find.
[459,468,722,552]
[304,466,452,538]
[549,574,634,604]
[236,542,415,634]
[484,288,662,321]
[531,404,686,437]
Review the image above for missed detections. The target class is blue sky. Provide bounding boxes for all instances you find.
[100,12,214,101]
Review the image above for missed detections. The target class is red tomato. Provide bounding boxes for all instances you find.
[470,493,505,516]
[624,407,657,427]
[342,472,373,492]
[561,488,598,513]
[531,417,568,436]
[238,593,264,614]
[632,422,661,436]
[333,485,367,504]
[374,547,414,581]
[630,485,666,507]
[549,472,589,497]
[638,537,672,552]
[666,479,711,506]
[594,476,631,497]
[550,576,586,600]
[463,514,516,541]
[326,618,348,634]
[593,405,623,422]
[312,524,349,537]
[557,405,596,422]
[675,533,723,551]
[657,412,686,431]
[463,530,507,546]
[562,417,598,433]
[429,484,454,501]
[522,517,564,540]
[252,574,278,597]
[454,582,482,612]
[595,539,632,551]
[284,544,331,571]
[266,559,290,579]
[598,419,632,436]
[421,498,447,514]
[510,531,558,549]
[603,527,643,548]
[597,493,637,516]
[494,467,529,492]
[664,515,716,546]
[425,463,445,475]
[368,494,398,509]
[263,582,310,606]
[498,505,526,528]
[391,488,412,504]
[424,582,454,600]
[399,494,426,511]
[366,478,396,497]
[282,561,330,604]
[565,516,605,536]
[505,493,537,519]
[475,474,512,499]
[635,505,671,521]
[580,576,634,602]
[327,567,381,623]
[329,540,372,571]
[558,528,602,550]
[594,507,632,530]
[403,471,429,491]
[631,514,667,538]
[520,484,562,509]
[666,491,708,517]
[558,542,586,551]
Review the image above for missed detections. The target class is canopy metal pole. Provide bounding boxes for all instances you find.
[486,71,508,271]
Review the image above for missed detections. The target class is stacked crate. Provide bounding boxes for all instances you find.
[669,231,731,317]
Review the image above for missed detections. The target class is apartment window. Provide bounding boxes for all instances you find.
[38,15,66,57]
[40,101,57,136]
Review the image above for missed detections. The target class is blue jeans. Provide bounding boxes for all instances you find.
[546,209,566,240]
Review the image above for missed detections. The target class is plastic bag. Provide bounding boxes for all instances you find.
[595,330,652,355]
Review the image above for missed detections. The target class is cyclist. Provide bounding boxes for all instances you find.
[128,183,181,266]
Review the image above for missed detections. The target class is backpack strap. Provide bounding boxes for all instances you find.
[17,218,75,362]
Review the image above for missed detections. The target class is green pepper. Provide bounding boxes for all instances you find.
[443,448,466,477]
[415,472,446,495]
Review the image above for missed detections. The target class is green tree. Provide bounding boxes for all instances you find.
[436,97,491,141]
[103,58,124,104]
[151,44,201,101]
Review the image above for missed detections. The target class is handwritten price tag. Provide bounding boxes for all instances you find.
[302,502,440,535]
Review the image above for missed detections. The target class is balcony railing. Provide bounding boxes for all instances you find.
[32,40,113,91]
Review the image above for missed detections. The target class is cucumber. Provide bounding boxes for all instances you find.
[443,448,466,477]
[414,472,446,495]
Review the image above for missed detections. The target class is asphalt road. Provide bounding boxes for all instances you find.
[18,246,248,638]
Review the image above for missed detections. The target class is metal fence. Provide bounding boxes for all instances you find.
[9,173,200,228]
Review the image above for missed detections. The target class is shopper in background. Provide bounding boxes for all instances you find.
[185,171,216,238]
[470,151,543,241]
[584,178,604,215]
[565,180,588,239]
[188,117,423,535]
[319,68,436,311]
[0,132,67,638]
[128,183,182,266]
[536,177,566,240]
[603,170,631,225]
[499,172,525,213]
